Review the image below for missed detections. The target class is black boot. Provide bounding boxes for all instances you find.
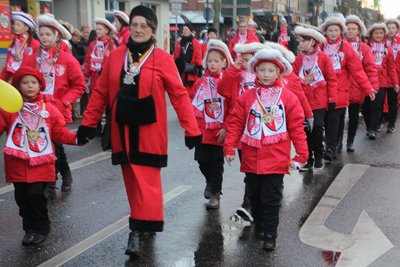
[30,230,49,245]
[263,234,276,250]
[346,137,355,152]
[61,170,73,192]
[125,231,141,257]
[22,230,35,246]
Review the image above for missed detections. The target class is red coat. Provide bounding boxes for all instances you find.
[323,41,373,109]
[82,46,201,167]
[23,48,86,123]
[224,82,308,174]
[371,44,399,88]
[192,71,232,146]
[228,30,260,61]
[117,27,130,46]
[0,37,40,82]
[174,37,202,83]
[284,73,313,118]
[0,101,77,183]
[84,38,116,92]
[348,42,378,104]
[292,51,338,110]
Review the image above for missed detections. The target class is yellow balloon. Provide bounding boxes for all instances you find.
[0,79,23,113]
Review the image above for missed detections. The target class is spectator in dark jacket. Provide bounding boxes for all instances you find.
[70,30,86,65]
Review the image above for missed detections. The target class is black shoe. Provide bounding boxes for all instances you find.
[376,123,383,132]
[346,142,355,152]
[61,170,73,192]
[299,159,313,172]
[324,148,334,161]
[22,231,35,246]
[203,183,211,199]
[314,157,323,170]
[263,234,276,250]
[30,231,48,245]
[125,231,141,257]
[368,131,376,140]
[236,207,253,222]
[387,126,395,133]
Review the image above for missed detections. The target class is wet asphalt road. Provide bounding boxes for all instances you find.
[0,110,400,267]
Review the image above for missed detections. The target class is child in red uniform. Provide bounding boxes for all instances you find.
[192,39,233,209]
[0,67,82,246]
[224,49,308,250]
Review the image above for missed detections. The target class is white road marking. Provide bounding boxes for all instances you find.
[299,164,393,266]
[0,151,112,196]
[37,185,191,267]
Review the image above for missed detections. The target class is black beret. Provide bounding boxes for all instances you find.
[129,5,158,30]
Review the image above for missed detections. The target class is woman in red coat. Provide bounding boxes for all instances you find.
[174,23,203,99]
[365,23,399,138]
[292,26,337,170]
[343,15,379,152]
[320,16,374,160]
[228,18,260,61]
[22,15,86,193]
[77,5,201,257]
[0,67,80,246]
[0,11,39,82]
[114,10,130,46]
[224,48,308,250]
[84,18,117,93]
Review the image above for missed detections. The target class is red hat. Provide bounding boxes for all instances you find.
[12,66,46,91]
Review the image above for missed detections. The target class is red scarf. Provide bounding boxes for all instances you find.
[369,40,386,67]
[386,35,400,59]
[6,33,29,73]
[324,36,343,71]
[90,35,113,71]
[345,36,363,60]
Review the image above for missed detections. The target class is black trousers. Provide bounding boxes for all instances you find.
[14,182,50,233]
[195,144,224,194]
[307,109,326,159]
[246,173,284,237]
[325,107,345,150]
[363,88,386,131]
[54,142,71,176]
[337,105,360,145]
[386,89,398,127]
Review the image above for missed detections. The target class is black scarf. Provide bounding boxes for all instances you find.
[126,37,154,62]
[177,35,194,73]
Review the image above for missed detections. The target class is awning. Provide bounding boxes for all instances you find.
[170,11,224,25]
[169,26,179,31]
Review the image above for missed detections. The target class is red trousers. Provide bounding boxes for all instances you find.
[121,164,164,232]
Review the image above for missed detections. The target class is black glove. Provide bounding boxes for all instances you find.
[185,135,202,150]
[197,65,204,78]
[328,103,336,111]
[77,125,97,145]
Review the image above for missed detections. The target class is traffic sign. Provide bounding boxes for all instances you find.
[203,7,215,21]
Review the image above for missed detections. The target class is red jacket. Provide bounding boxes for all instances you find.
[284,73,313,118]
[0,101,76,183]
[117,27,130,46]
[323,41,372,108]
[347,42,378,104]
[370,44,399,88]
[23,48,86,124]
[228,30,260,61]
[82,46,201,167]
[292,51,338,110]
[84,38,116,92]
[224,82,308,174]
[0,37,40,82]
[192,71,232,146]
[174,37,202,83]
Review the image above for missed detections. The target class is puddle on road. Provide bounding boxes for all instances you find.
[322,250,341,266]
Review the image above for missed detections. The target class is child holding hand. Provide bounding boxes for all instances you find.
[0,67,85,246]
[224,49,308,250]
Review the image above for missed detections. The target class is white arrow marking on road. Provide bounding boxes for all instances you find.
[37,185,192,267]
[299,164,393,266]
[0,151,112,196]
